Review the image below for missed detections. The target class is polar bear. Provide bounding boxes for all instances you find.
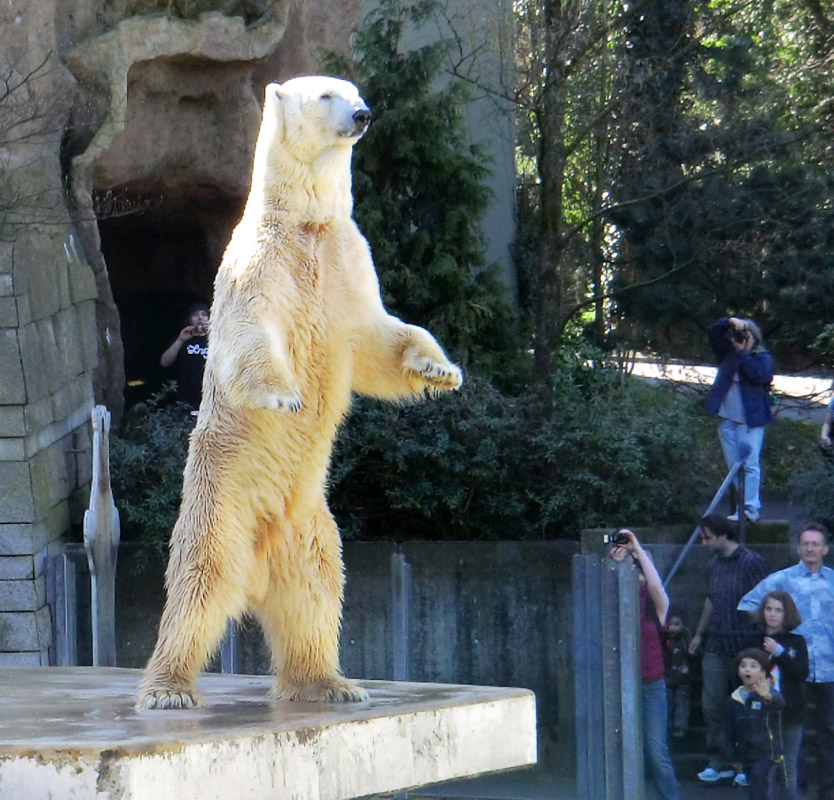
[136,76,462,709]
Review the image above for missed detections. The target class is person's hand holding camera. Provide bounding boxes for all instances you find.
[179,321,210,341]
[608,528,640,563]
[728,317,752,352]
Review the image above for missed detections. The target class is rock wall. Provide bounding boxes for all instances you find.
[0,0,361,663]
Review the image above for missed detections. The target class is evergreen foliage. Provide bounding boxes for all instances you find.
[328,354,721,540]
[608,0,834,366]
[110,386,191,559]
[326,0,525,384]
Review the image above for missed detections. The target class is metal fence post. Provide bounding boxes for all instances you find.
[574,553,644,800]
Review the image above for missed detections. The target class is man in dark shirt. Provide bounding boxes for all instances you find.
[160,302,210,416]
[688,512,768,783]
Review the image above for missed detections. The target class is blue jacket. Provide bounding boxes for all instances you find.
[705,317,774,428]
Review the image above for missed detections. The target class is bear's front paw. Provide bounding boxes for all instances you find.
[270,677,369,703]
[255,388,303,413]
[136,688,202,710]
[404,355,463,393]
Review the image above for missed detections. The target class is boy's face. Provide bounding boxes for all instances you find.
[738,657,765,686]
[667,616,683,635]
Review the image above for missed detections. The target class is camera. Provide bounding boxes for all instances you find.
[603,531,630,546]
[731,329,748,345]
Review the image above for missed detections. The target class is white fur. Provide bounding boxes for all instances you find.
[137,77,462,711]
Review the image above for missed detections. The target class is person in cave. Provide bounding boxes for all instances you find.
[160,302,210,419]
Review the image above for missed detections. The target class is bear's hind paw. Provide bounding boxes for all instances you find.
[270,677,369,703]
[136,688,202,710]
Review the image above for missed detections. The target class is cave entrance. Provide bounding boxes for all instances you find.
[97,191,243,409]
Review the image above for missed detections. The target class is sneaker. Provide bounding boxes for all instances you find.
[698,767,736,782]
[672,728,686,738]
[728,511,758,523]
[734,773,749,787]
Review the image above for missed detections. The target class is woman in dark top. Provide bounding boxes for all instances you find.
[743,590,808,800]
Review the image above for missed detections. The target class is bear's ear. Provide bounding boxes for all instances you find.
[265,83,289,103]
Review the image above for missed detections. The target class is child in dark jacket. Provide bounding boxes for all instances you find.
[662,610,691,738]
[727,648,785,800]
[743,591,808,800]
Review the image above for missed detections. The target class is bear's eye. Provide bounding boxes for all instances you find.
[320,92,334,101]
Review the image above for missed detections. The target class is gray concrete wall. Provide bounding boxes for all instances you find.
[0,0,100,663]
[65,534,813,776]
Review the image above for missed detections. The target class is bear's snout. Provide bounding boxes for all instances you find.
[351,108,371,135]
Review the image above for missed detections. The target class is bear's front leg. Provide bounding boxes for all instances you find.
[211,321,304,412]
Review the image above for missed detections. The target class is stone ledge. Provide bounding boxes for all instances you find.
[0,668,537,800]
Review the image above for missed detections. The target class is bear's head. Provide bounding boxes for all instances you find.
[263,76,371,162]
[248,76,371,222]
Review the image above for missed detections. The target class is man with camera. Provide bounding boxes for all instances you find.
[160,301,211,417]
[705,315,774,523]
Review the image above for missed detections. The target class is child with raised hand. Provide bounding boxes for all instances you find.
[727,648,786,800]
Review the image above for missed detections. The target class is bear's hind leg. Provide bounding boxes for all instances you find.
[254,506,367,703]
[137,522,251,709]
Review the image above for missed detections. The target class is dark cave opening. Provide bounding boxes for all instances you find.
[97,191,243,408]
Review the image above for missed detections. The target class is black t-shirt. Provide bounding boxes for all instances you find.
[176,335,208,410]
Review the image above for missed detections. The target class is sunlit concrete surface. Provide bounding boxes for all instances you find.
[627,355,833,421]
[0,667,536,800]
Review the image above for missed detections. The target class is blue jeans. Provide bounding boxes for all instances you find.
[718,419,765,518]
[643,679,680,800]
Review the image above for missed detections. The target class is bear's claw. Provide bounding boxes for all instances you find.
[407,358,463,391]
[270,677,369,703]
[258,389,302,412]
[136,688,201,710]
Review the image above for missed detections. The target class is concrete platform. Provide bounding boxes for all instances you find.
[0,667,536,800]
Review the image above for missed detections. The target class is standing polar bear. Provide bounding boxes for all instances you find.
[137,76,462,710]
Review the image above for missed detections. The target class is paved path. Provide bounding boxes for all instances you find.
[628,356,833,422]
[410,768,743,799]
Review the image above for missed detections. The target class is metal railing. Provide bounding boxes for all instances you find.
[663,457,747,589]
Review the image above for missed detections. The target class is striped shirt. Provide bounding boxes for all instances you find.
[738,563,834,683]
[706,544,769,656]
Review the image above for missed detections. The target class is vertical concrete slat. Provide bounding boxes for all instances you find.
[573,554,592,799]
[46,553,77,666]
[601,559,624,800]
[391,550,411,682]
[617,559,644,800]
[221,620,240,674]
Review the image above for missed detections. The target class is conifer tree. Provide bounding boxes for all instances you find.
[328,0,524,382]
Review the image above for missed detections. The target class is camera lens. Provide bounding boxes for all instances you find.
[604,531,630,546]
